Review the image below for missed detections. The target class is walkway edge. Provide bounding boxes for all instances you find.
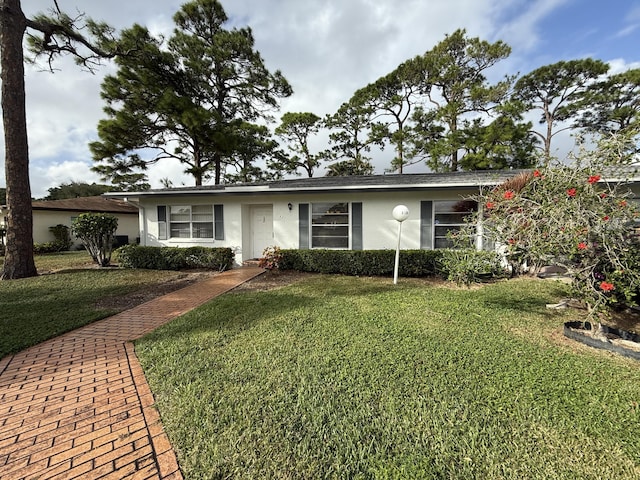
[126,342,183,480]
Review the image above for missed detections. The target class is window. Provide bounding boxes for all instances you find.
[158,205,219,239]
[311,202,349,248]
[433,200,478,249]
[157,206,167,240]
[191,205,214,238]
[170,206,192,238]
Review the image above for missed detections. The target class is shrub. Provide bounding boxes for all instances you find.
[71,213,118,267]
[48,224,72,251]
[33,242,68,254]
[116,245,234,271]
[184,246,235,271]
[259,246,283,270]
[461,132,640,321]
[280,249,443,277]
[438,249,507,286]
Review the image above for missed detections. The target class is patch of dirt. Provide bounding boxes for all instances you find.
[94,269,315,312]
[94,270,220,311]
[606,309,640,335]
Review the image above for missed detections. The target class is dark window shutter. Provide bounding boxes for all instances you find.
[420,201,433,250]
[299,203,309,249]
[214,204,224,240]
[352,202,363,250]
[157,205,167,240]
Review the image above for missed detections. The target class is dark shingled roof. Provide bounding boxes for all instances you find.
[103,167,640,198]
[31,196,138,214]
[263,170,530,189]
[107,170,532,197]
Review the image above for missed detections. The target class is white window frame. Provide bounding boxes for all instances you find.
[168,205,214,239]
[433,200,478,249]
[310,202,350,249]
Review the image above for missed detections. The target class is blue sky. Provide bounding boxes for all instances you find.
[3,0,640,198]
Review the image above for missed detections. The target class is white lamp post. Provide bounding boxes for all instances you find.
[392,205,410,285]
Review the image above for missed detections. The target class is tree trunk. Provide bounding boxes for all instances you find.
[450,119,459,172]
[0,0,37,279]
[214,152,222,185]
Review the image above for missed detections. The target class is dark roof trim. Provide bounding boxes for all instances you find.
[104,167,640,199]
[105,171,530,198]
[31,196,139,214]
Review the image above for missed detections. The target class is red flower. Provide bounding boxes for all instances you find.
[508,239,516,245]
[588,175,601,184]
[603,216,609,221]
[619,200,628,207]
[503,190,515,200]
[599,193,608,199]
[599,281,615,292]
[566,188,577,197]
[577,242,587,250]
[533,170,542,177]
[486,201,495,209]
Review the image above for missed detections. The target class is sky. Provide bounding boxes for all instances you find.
[2,0,640,198]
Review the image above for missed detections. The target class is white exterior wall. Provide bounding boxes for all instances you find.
[137,188,479,264]
[32,211,139,247]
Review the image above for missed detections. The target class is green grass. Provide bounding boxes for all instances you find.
[0,252,188,358]
[136,276,640,479]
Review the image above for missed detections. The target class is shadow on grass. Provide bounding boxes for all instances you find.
[139,289,316,345]
[0,269,180,358]
[476,279,571,315]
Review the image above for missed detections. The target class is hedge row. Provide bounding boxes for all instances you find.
[116,245,234,271]
[278,248,507,283]
[279,249,443,277]
[33,241,71,254]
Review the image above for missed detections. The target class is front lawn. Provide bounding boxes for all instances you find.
[136,276,640,479]
[0,252,194,357]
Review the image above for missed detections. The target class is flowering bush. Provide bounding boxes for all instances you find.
[259,245,284,271]
[462,134,640,321]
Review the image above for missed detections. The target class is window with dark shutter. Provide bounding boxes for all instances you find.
[157,205,167,240]
[299,204,309,249]
[214,204,224,240]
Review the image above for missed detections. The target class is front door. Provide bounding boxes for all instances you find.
[251,205,273,258]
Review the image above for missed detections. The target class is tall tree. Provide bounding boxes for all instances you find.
[91,0,292,187]
[577,68,640,137]
[273,112,326,177]
[420,29,512,172]
[324,100,376,175]
[223,122,285,183]
[458,115,538,170]
[351,57,427,173]
[44,181,112,200]
[0,0,121,279]
[325,160,374,176]
[511,58,609,161]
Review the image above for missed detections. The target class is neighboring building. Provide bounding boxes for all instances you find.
[0,196,139,248]
[105,171,640,266]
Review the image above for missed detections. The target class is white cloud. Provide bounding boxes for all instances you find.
[30,160,102,199]
[606,58,640,74]
[615,24,638,38]
[626,4,640,22]
[2,0,639,195]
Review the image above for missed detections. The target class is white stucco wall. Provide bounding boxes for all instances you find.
[32,211,139,247]
[137,188,480,264]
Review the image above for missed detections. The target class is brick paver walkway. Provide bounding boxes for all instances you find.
[0,266,264,480]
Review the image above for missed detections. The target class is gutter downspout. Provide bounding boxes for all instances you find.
[123,198,146,246]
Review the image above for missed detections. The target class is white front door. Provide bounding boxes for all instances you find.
[251,205,274,258]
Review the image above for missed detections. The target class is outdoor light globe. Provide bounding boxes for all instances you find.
[392,205,410,222]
